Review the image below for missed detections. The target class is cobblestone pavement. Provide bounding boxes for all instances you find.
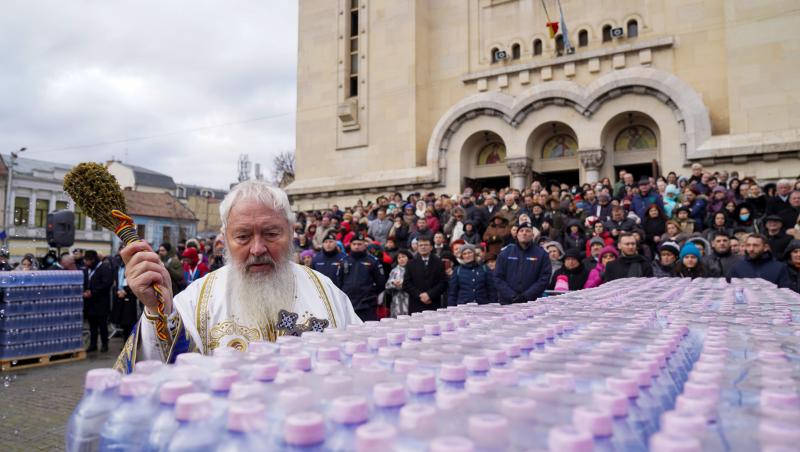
[0,337,122,451]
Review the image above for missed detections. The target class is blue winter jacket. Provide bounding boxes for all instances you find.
[447,263,496,306]
[631,189,664,220]
[493,242,552,304]
[727,252,791,288]
[311,251,346,287]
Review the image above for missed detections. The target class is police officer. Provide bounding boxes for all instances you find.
[341,232,385,321]
[493,220,551,304]
[311,232,345,286]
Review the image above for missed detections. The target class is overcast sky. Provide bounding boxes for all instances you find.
[0,1,298,189]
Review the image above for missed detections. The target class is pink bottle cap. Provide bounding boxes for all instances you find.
[279,343,303,356]
[387,331,406,345]
[119,374,150,398]
[593,389,629,417]
[499,397,537,422]
[675,394,718,421]
[174,393,212,422]
[465,377,495,395]
[439,320,455,332]
[760,418,800,446]
[649,432,702,452]
[135,360,164,375]
[437,391,470,411]
[323,375,353,395]
[351,352,373,368]
[503,343,521,358]
[620,367,652,387]
[573,406,613,437]
[683,381,719,398]
[439,363,467,382]
[761,390,800,410]
[429,436,476,452]
[641,351,667,369]
[407,370,437,394]
[526,382,563,401]
[513,336,535,350]
[160,380,195,404]
[485,348,508,365]
[248,341,277,354]
[545,372,576,392]
[227,403,266,432]
[175,352,205,367]
[424,323,442,336]
[284,411,326,446]
[512,357,537,372]
[330,396,369,424]
[316,346,342,362]
[250,362,279,382]
[606,376,639,398]
[357,364,388,384]
[285,353,312,372]
[356,422,397,452]
[343,341,368,355]
[660,410,707,437]
[547,425,593,452]
[394,358,419,374]
[528,331,547,344]
[367,336,388,350]
[209,369,240,392]
[488,367,519,386]
[407,327,425,340]
[372,382,406,407]
[278,386,314,411]
[421,336,443,345]
[399,404,437,432]
[463,355,490,372]
[468,413,510,449]
[84,368,121,391]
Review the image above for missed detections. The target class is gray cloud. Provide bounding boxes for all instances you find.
[0,0,298,189]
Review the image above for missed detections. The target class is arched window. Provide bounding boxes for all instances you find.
[602,25,612,42]
[578,30,588,47]
[614,126,657,151]
[491,47,500,63]
[555,35,564,56]
[542,134,578,159]
[533,39,542,56]
[477,142,506,165]
[511,43,521,60]
[627,20,639,38]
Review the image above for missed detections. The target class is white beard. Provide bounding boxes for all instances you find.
[225,250,296,329]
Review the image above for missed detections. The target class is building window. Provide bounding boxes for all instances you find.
[34,199,49,228]
[555,35,564,56]
[179,227,188,243]
[92,220,103,231]
[490,47,500,63]
[74,205,85,230]
[615,125,657,151]
[533,39,542,56]
[477,142,506,165]
[162,226,172,244]
[511,43,520,60]
[348,0,359,97]
[602,25,612,42]
[578,30,588,47]
[627,20,638,38]
[55,200,68,211]
[13,197,29,226]
[542,134,578,159]
[136,224,146,241]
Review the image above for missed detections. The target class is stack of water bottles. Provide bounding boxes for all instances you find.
[0,270,84,359]
[67,277,799,451]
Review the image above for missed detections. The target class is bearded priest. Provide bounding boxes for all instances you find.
[114,181,361,373]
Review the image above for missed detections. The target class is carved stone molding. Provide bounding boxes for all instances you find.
[505,157,532,176]
[578,149,606,171]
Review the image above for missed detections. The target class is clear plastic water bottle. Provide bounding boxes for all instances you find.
[395,404,438,451]
[144,381,195,452]
[168,393,219,452]
[326,396,370,451]
[99,374,159,451]
[65,369,122,452]
[216,403,269,452]
[354,422,397,452]
[371,382,406,424]
[279,411,327,451]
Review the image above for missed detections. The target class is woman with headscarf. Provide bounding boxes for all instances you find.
[584,246,618,289]
[384,249,413,316]
[447,244,495,306]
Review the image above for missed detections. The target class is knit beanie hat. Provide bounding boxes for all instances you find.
[554,275,570,292]
[679,242,701,260]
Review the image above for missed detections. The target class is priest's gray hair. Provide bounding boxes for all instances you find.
[220,180,296,233]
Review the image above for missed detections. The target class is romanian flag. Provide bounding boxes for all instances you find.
[546,21,559,38]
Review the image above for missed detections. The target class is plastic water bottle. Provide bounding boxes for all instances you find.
[279,411,327,451]
[99,374,159,451]
[395,404,438,451]
[354,422,397,452]
[371,382,406,424]
[216,403,269,452]
[65,369,122,452]
[144,381,195,452]
[406,370,437,405]
[168,393,219,452]
[326,396,370,451]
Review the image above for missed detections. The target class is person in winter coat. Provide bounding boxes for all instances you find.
[728,234,791,287]
[675,242,707,278]
[384,249,412,317]
[703,232,741,278]
[681,188,708,232]
[158,243,186,294]
[763,215,792,261]
[703,212,733,241]
[662,184,681,218]
[662,220,689,245]
[311,232,346,286]
[483,214,511,257]
[642,204,667,252]
[631,178,665,220]
[543,241,565,283]
[673,207,696,235]
[605,206,636,239]
[583,237,605,271]
[447,244,496,306]
[493,221,551,303]
[548,248,589,291]
[783,240,800,294]
[342,233,386,320]
[368,208,394,245]
[705,186,730,218]
[652,241,680,277]
[603,233,654,281]
[443,207,466,243]
[561,219,587,254]
[403,237,448,313]
[83,250,114,353]
[733,203,759,234]
[181,247,209,285]
[461,220,482,246]
[584,246,618,289]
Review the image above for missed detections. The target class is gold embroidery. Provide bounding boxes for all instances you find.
[302,266,337,328]
[208,320,263,351]
[195,272,218,353]
[113,332,136,373]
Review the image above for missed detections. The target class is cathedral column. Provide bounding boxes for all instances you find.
[506,157,532,191]
[578,149,606,184]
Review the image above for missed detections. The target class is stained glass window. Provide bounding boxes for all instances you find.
[477,142,506,165]
[542,134,577,159]
[614,126,657,151]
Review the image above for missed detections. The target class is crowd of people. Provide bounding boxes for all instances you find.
[293,163,800,320]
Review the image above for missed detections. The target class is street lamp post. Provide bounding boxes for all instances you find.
[4,147,26,248]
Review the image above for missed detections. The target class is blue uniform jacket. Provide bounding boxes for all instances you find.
[311,251,346,287]
[341,254,386,312]
[493,242,551,304]
[728,252,791,288]
[447,263,496,306]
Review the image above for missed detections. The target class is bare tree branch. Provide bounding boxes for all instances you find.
[271,150,295,187]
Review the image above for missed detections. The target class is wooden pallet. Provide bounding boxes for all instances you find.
[0,349,86,372]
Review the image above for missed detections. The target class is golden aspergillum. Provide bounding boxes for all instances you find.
[63,162,127,231]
